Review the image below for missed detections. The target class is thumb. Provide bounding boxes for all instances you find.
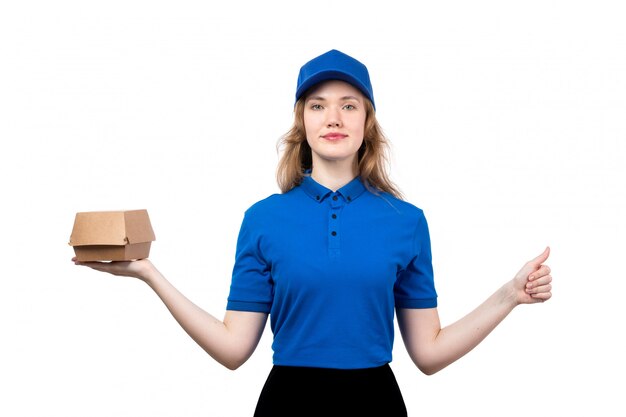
[529,246,550,267]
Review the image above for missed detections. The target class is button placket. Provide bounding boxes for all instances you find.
[328,193,343,256]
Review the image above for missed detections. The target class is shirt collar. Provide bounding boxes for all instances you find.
[300,175,367,204]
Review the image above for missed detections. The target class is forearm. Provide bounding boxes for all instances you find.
[429,282,517,373]
[75,258,267,369]
[142,265,249,369]
[401,248,552,375]
[400,281,519,375]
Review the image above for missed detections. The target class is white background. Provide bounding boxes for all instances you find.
[1,1,624,416]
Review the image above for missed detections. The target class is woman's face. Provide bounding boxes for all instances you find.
[303,80,366,168]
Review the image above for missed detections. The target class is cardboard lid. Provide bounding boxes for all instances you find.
[69,209,156,247]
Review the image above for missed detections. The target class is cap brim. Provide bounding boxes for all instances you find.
[295,70,373,105]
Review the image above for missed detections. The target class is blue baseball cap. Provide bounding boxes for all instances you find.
[295,49,375,110]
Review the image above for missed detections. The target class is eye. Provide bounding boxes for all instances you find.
[310,104,323,110]
[343,104,356,110]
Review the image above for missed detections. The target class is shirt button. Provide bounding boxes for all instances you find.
[316,195,320,201]
[331,231,337,236]
[331,214,337,219]
[332,196,338,201]
[347,196,352,202]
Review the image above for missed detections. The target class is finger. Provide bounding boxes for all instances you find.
[526,274,552,289]
[526,282,552,295]
[528,265,551,281]
[76,261,105,270]
[530,291,552,302]
[75,260,116,272]
[528,246,550,267]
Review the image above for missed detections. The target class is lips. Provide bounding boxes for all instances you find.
[322,133,347,140]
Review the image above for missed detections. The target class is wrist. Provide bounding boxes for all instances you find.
[498,280,519,309]
[136,259,160,285]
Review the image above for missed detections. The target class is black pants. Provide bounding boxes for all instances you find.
[254,363,408,416]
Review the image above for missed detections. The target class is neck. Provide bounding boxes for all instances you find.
[310,158,359,192]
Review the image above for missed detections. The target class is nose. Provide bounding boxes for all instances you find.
[326,108,342,128]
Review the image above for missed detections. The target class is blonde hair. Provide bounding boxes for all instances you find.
[276,97,403,199]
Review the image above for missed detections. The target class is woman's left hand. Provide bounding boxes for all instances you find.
[513,246,553,304]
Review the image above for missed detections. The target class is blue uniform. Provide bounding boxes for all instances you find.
[227,175,437,369]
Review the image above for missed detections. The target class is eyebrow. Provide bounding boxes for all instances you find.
[306,95,362,102]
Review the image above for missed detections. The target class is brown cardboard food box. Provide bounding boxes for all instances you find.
[69,209,156,262]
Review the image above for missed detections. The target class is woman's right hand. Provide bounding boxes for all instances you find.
[72,257,156,283]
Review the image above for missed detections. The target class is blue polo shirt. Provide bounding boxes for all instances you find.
[227,175,437,369]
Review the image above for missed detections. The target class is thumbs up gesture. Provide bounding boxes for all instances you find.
[513,247,553,304]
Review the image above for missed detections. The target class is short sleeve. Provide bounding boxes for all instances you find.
[226,210,273,313]
[394,211,438,309]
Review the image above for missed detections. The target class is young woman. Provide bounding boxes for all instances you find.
[74,49,553,416]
